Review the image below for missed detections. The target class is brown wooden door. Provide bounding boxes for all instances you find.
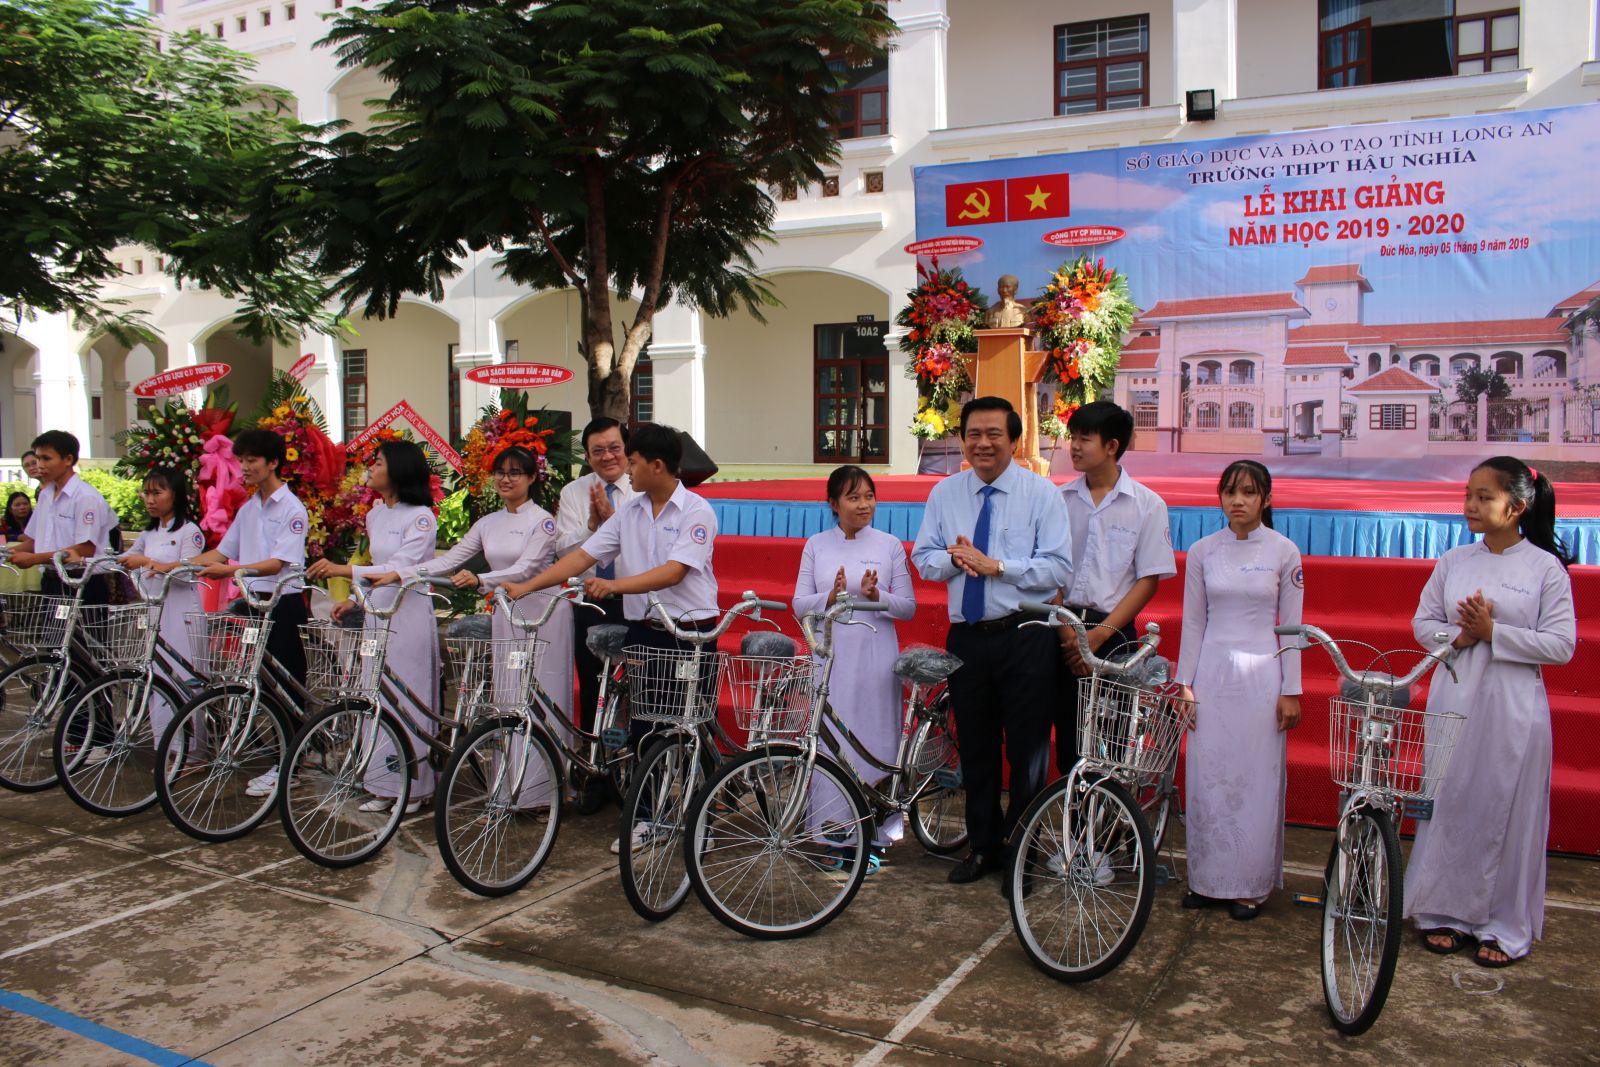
[814,321,889,464]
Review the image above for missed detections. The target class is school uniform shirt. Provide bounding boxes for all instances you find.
[1177,524,1303,902]
[127,520,206,746]
[217,484,308,593]
[583,482,719,624]
[1060,468,1176,612]
[910,462,1072,623]
[24,473,115,555]
[554,471,636,579]
[1404,539,1576,959]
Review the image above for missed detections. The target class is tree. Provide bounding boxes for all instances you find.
[1455,366,1512,404]
[0,0,338,341]
[273,0,894,419]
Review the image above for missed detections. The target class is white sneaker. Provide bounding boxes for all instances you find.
[359,796,424,815]
[1091,851,1115,887]
[82,746,112,765]
[244,768,298,798]
[609,821,658,855]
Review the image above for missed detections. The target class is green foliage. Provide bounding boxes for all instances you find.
[1455,367,1513,404]
[0,0,342,342]
[436,488,470,546]
[77,468,148,531]
[246,370,330,432]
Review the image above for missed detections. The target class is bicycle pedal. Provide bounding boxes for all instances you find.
[1153,863,1173,886]
[933,768,962,789]
[1403,798,1435,821]
[600,728,629,748]
[1292,892,1324,908]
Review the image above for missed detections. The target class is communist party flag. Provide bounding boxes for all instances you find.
[1006,173,1070,220]
[944,179,1007,226]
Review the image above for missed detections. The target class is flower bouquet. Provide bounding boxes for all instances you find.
[456,389,575,521]
[114,393,241,546]
[897,259,988,440]
[1030,256,1137,441]
[250,372,348,557]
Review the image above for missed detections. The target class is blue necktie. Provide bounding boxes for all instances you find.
[961,485,997,624]
[595,481,618,580]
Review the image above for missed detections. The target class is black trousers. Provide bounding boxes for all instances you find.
[574,594,626,732]
[946,618,1058,855]
[1054,607,1139,777]
[44,570,115,747]
[228,593,310,696]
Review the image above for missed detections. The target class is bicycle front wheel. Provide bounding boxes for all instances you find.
[0,657,70,792]
[436,717,562,897]
[281,704,411,869]
[1321,805,1403,1035]
[1131,768,1176,855]
[905,704,967,855]
[685,746,871,940]
[155,687,288,842]
[1008,772,1155,983]
[619,736,715,922]
[54,672,184,817]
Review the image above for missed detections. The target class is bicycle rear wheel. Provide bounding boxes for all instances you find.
[1008,771,1155,983]
[54,672,184,817]
[0,657,71,792]
[280,704,411,869]
[155,687,288,842]
[685,746,871,940]
[619,735,715,921]
[436,717,562,897]
[906,701,967,855]
[1131,767,1176,854]
[1321,805,1403,1035]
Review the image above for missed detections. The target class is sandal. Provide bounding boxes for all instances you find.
[1474,940,1519,968]
[1420,927,1471,955]
[1228,901,1261,922]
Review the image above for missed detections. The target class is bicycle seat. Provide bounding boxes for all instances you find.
[446,614,493,640]
[1341,674,1412,710]
[893,646,962,685]
[740,631,798,658]
[586,624,631,659]
[1122,654,1172,688]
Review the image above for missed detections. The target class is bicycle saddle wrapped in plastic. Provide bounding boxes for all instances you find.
[1341,674,1412,710]
[585,623,631,658]
[739,631,798,659]
[445,613,492,640]
[893,646,962,685]
[1123,654,1173,689]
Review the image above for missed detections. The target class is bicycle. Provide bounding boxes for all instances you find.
[0,548,121,792]
[277,574,454,868]
[1274,621,1465,1035]
[1005,602,1188,982]
[433,579,638,897]
[52,561,207,817]
[615,592,784,922]
[681,594,969,940]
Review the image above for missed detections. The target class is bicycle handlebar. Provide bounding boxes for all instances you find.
[1273,622,1457,690]
[495,577,593,633]
[346,574,438,620]
[798,594,889,659]
[647,590,786,645]
[51,549,122,588]
[1019,601,1162,677]
[233,565,305,611]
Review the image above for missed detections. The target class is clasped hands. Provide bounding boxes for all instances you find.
[825,565,880,607]
[1452,588,1494,647]
[948,535,1001,579]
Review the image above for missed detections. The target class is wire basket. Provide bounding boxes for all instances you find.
[1327,698,1467,801]
[1077,674,1189,777]
[82,602,163,670]
[186,611,273,684]
[0,593,77,652]
[624,645,725,724]
[301,621,391,702]
[726,655,815,741]
[443,635,546,715]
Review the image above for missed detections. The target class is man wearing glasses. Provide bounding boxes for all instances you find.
[554,417,638,803]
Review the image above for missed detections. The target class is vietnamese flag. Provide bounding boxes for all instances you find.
[1006,173,1070,220]
[944,179,1007,226]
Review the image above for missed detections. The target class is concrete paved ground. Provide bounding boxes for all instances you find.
[1,789,1597,1066]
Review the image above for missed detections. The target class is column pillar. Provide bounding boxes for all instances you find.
[29,312,92,451]
[1172,0,1237,109]
[646,304,706,443]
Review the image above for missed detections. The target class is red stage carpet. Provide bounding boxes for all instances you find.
[713,535,1600,857]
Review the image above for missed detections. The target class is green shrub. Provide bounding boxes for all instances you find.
[78,468,149,531]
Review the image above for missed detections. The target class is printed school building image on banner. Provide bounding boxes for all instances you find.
[7,1,1600,474]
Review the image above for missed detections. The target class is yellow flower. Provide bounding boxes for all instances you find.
[292,395,308,404]
[274,405,290,417]
[285,447,300,461]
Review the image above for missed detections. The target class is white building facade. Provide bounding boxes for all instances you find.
[5,0,1600,471]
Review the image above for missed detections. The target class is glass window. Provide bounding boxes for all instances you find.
[1453,9,1517,76]
[1054,15,1150,117]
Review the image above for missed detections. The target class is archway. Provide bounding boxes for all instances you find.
[1449,353,1481,377]
[493,289,642,437]
[338,302,460,443]
[0,331,40,457]
[1530,349,1567,381]
[328,66,388,137]
[1409,353,1440,378]
[1490,351,1523,379]
[197,322,275,418]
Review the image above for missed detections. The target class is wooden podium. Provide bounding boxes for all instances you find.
[971,327,1050,474]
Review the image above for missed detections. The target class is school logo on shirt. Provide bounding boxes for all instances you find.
[290,517,306,535]
[415,515,432,531]
[690,524,709,545]
[191,531,205,551]
[82,509,96,527]
[1162,524,1172,546]
[542,518,556,535]
[1291,566,1304,588]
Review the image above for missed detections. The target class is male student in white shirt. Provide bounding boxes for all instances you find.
[9,430,116,595]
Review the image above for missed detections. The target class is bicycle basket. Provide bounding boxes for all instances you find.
[82,602,163,670]
[443,635,545,715]
[301,620,391,702]
[725,655,814,741]
[624,645,725,724]
[186,611,272,683]
[1327,699,1467,801]
[1076,674,1188,777]
[0,593,76,652]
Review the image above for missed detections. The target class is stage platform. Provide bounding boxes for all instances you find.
[700,474,1600,564]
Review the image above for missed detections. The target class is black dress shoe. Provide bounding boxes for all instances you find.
[948,850,1002,884]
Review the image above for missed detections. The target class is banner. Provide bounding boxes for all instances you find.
[914,103,1600,465]
[133,363,230,398]
[288,353,316,380]
[465,362,574,389]
[350,399,464,473]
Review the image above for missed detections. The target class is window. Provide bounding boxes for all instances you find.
[829,53,888,139]
[1195,402,1221,429]
[1132,389,1158,429]
[631,354,654,426]
[91,396,103,421]
[260,9,271,26]
[822,176,840,198]
[285,2,296,18]
[814,321,889,463]
[236,16,247,33]
[1228,359,1255,385]
[133,258,144,274]
[504,339,519,360]
[213,22,224,37]
[863,171,884,194]
[1054,15,1149,116]
[1195,360,1222,385]
[343,348,368,436]
[1369,403,1418,430]
[1228,401,1256,429]
[1455,10,1518,74]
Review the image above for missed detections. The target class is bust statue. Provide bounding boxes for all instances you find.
[985,274,1027,329]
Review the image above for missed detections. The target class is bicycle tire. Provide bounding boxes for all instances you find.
[54,670,188,817]
[0,656,75,792]
[906,702,967,855]
[684,745,872,940]
[436,716,563,897]
[1007,771,1156,983]
[154,684,290,842]
[280,703,412,869]
[569,691,630,816]
[1321,805,1403,1035]
[1131,768,1176,855]
[618,735,714,922]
